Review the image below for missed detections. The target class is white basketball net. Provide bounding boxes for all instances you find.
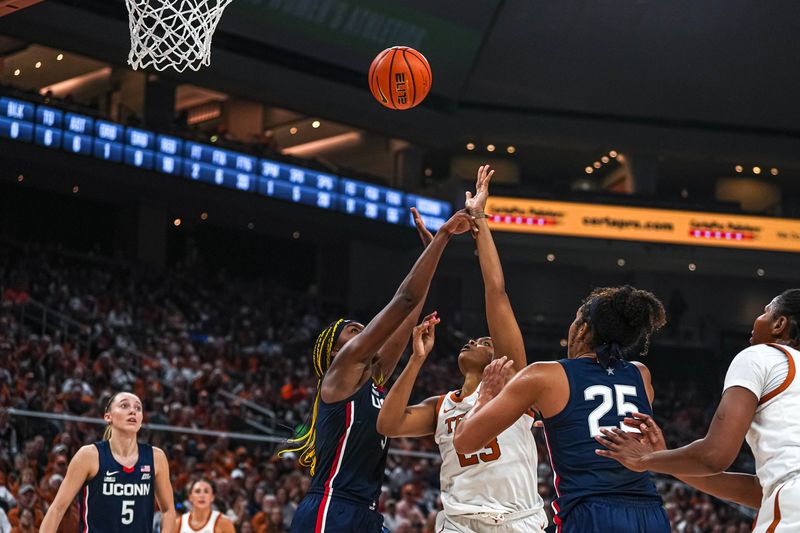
[125,0,234,72]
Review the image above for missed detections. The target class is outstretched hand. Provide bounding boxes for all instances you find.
[594,426,653,472]
[411,312,439,361]
[410,207,433,248]
[465,164,494,216]
[479,356,514,402]
[440,209,479,237]
[623,412,667,453]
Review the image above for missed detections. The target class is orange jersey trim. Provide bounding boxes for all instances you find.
[435,394,446,415]
[766,485,784,533]
[760,344,797,405]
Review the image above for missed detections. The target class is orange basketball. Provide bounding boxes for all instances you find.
[368,46,432,110]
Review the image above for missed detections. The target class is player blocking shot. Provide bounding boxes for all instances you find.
[279,209,474,533]
[596,289,800,532]
[377,166,548,533]
[39,391,176,533]
[454,286,670,533]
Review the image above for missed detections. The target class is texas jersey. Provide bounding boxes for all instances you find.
[179,511,220,533]
[724,343,800,533]
[725,343,800,490]
[541,358,661,524]
[79,441,155,533]
[434,384,544,517]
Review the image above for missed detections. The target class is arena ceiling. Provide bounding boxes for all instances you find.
[3,0,800,163]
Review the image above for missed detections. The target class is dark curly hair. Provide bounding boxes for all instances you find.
[578,285,666,368]
[771,289,800,345]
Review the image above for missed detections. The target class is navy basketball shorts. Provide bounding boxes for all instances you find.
[558,495,670,533]
[290,494,387,533]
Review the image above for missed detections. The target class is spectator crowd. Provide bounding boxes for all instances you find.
[0,242,755,532]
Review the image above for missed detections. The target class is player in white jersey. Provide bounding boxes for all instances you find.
[377,166,547,533]
[596,289,800,532]
[176,479,234,533]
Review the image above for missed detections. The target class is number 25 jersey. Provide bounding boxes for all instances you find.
[79,441,155,533]
[541,358,661,523]
[434,384,544,517]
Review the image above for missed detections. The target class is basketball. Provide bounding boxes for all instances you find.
[368,46,432,110]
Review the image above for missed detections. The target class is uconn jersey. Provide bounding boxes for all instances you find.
[291,379,389,533]
[79,441,155,533]
[542,358,668,532]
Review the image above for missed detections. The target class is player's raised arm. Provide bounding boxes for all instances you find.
[39,445,98,533]
[377,315,441,437]
[153,447,177,533]
[466,165,526,374]
[321,210,473,401]
[454,360,553,454]
[371,208,436,384]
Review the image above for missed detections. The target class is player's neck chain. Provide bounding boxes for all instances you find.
[575,352,597,360]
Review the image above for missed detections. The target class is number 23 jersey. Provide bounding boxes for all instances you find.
[79,441,155,533]
[434,384,544,516]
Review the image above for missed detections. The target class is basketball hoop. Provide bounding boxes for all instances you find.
[125,0,234,72]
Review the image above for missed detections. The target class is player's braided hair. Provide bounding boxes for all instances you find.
[578,285,666,369]
[278,319,352,476]
[771,289,800,346]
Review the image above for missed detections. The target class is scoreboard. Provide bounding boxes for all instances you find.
[0,97,452,230]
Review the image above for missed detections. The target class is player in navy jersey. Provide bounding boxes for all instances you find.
[40,392,176,533]
[281,208,473,533]
[455,286,671,533]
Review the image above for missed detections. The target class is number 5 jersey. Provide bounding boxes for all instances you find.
[434,384,545,518]
[79,441,155,533]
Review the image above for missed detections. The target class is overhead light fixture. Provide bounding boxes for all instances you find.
[210,135,218,143]
[593,161,601,169]
[17,174,24,182]
[35,61,42,69]
[72,185,79,194]
[609,150,618,158]
[424,168,433,177]
[585,166,594,174]
[601,156,609,164]
[753,166,761,175]
[56,53,64,61]
[734,165,743,173]
[13,69,20,76]
[173,218,182,227]
[770,168,779,176]
[617,258,626,267]
[247,222,255,230]
[688,263,697,272]
[507,146,516,154]
[200,212,208,220]
[311,120,321,129]
[289,127,298,135]
[292,231,300,239]
[756,268,765,277]
[487,144,495,152]
[282,132,361,157]
[546,253,556,262]
[466,142,475,151]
